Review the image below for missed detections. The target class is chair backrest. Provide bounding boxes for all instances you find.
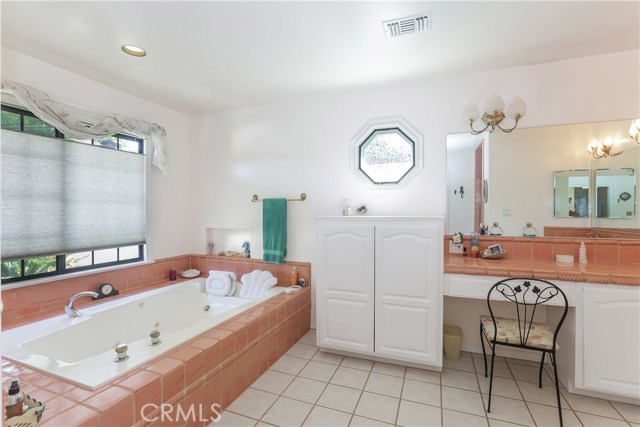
[486,278,569,349]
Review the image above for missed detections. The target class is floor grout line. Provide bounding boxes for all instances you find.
[219,331,638,427]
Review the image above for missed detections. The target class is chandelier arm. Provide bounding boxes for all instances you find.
[496,119,520,133]
[469,120,490,135]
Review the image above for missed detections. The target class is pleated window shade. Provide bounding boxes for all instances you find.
[1,129,146,260]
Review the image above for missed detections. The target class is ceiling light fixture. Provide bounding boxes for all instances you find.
[121,45,147,57]
[629,119,640,144]
[588,137,623,159]
[462,93,527,135]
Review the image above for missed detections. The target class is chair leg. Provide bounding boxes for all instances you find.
[480,323,488,377]
[487,345,496,413]
[539,352,546,388]
[551,352,564,427]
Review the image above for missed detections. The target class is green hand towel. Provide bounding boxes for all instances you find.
[263,198,287,264]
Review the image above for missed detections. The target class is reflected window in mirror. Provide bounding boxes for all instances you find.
[595,168,636,218]
[554,170,590,218]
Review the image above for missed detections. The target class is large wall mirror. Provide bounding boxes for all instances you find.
[447,119,640,237]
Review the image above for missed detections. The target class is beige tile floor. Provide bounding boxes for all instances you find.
[215,330,640,427]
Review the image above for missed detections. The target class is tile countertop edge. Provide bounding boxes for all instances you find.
[443,256,640,286]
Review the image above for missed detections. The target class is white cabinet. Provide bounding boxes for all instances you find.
[579,285,640,400]
[316,217,443,366]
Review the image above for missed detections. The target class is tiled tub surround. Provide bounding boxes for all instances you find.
[1,255,311,327]
[444,235,640,285]
[1,256,311,427]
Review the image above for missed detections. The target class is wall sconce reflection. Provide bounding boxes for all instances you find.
[587,137,623,159]
[630,119,640,144]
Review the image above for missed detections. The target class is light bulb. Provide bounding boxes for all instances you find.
[461,102,480,122]
[603,137,613,148]
[506,96,527,119]
[630,119,640,141]
[588,139,599,152]
[484,93,505,114]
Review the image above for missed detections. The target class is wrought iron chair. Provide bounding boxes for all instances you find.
[480,278,568,426]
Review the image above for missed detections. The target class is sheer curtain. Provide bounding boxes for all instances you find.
[1,79,168,175]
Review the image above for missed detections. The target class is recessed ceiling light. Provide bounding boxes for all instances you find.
[121,45,146,57]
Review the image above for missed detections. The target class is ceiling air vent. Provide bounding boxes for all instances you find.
[382,12,431,39]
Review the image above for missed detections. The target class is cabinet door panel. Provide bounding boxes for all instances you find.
[375,224,441,364]
[317,225,374,353]
[582,286,640,399]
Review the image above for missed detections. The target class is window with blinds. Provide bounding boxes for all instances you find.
[1,105,146,283]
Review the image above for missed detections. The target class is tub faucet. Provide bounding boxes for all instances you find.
[65,291,99,318]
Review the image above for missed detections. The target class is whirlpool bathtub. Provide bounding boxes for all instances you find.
[2,278,284,389]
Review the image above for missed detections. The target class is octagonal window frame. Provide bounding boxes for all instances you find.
[350,116,423,189]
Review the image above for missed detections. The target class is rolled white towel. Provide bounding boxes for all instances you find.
[208,270,237,281]
[227,280,238,297]
[205,273,231,296]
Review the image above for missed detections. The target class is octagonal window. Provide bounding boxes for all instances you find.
[358,127,415,185]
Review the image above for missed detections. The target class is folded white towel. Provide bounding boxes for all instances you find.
[228,280,238,297]
[240,270,277,299]
[205,271,232,296]
[208,270,237,281]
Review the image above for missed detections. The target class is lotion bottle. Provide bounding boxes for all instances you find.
[5,379,25,419]
[290,266,298,286]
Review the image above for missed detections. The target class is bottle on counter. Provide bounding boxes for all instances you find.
[291,266,298,286]
[342,199,352,216]
[470,233,480,258]
[5,379,25,419]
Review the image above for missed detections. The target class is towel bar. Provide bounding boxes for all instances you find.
[251,193,307,202]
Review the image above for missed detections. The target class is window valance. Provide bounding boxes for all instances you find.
[1,79,168,175]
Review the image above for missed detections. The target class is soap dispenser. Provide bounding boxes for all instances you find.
[5,379,25,418]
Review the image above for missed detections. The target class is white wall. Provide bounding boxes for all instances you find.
[190,50,639,262]
[1,48,193,260]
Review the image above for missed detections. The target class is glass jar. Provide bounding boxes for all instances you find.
[522,222,537,237]
[488,222,503,236]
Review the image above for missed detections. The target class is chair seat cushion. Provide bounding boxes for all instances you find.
[480,315,558,350]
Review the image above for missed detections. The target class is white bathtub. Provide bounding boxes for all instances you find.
[2,279,283,389]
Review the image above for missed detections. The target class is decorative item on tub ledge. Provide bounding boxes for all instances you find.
[252,193,307,202]
[5,393,46,427]
[462,92,527,135]
[180,269,201,278]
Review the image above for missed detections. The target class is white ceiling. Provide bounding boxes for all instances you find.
[1,1,638,116]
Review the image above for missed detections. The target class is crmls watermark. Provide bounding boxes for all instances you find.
[141,403,222,423]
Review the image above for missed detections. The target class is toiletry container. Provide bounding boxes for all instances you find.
[342,199,352,216]
[470,233,480,257]
[291,266,298,285]
[522,222,537,237]
[488,222,503,236]
[5,379,25,419]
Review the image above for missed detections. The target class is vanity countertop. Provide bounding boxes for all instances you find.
[444,255,640,286]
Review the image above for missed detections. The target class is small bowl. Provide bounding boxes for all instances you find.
[180,269,201,278]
